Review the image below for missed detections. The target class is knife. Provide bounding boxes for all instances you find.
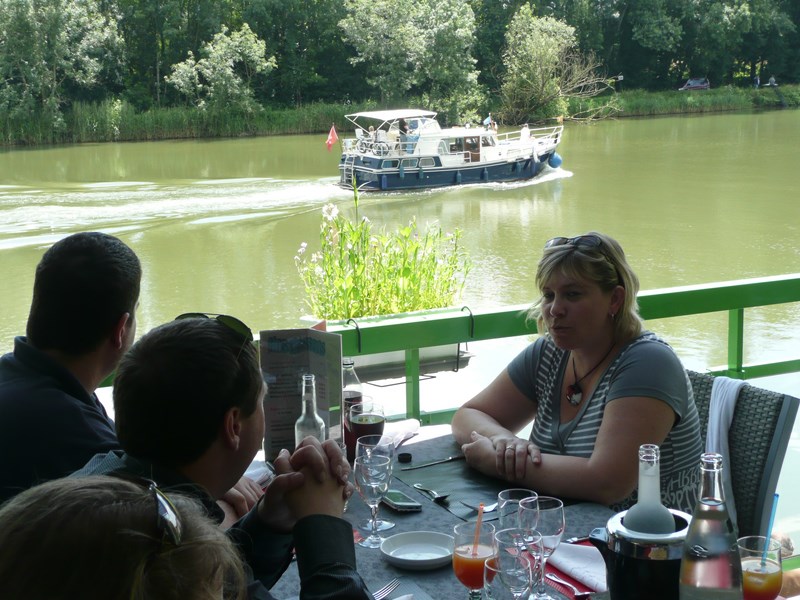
[399,455,465,471]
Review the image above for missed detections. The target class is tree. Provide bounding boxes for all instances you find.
[340,0,481,118]
[339,0,425,102]
[499,6,612,122]
[165,24,275,113]
[0,0,124,133]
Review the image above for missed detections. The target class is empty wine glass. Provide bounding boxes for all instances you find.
[355,433,396,532]
[530,496,565,600]
[498,488,537,529]
[484,553,533,600]
[453,521,497,600]
[353,454,392,548]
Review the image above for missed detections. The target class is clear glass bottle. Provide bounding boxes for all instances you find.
[342,358,363,462]
[679,453,743,599]
[623,443,676,534]
[294,374,326,446]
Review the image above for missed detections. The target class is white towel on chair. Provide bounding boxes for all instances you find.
[705,376,746,530]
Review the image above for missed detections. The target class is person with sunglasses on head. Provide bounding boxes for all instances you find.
[0,475,247,599]
[73,316,371,600]
[452,232,702,514]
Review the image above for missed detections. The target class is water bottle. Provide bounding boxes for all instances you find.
[342,358,363,462]
[623,444,676,534]
[294,374,326,446]
[679,453,743,599]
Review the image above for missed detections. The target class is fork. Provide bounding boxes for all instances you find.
[372,577,401,600]
[545,572,593,599]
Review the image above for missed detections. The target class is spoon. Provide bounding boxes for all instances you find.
[413,483,451,504]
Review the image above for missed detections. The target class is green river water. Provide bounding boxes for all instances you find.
[1,108,799,538]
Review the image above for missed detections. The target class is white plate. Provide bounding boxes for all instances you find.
[380,531,454,570]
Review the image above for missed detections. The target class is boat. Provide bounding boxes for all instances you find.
[338,109,564,192]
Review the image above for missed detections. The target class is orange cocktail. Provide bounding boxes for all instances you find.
[453,521,496,599]
[741,558,782,600]
[453,543,495,590]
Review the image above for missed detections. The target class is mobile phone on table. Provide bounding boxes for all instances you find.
[382,489,423,512]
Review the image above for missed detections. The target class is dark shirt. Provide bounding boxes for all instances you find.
[0,336,119,504]
[74,451,372,600]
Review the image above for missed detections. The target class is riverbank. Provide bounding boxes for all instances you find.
[2,85,798,146]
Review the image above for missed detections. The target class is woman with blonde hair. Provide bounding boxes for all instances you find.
[0,476,246,599]
[452,232,702,513]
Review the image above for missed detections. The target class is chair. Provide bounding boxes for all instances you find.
[688,370,799,537]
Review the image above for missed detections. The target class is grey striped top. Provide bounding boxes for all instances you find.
[507,332,702,513]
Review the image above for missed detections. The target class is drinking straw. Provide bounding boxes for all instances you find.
[472,503,485,556]
[762,493,779,566]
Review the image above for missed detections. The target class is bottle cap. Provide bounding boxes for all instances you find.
[398,452,412,463]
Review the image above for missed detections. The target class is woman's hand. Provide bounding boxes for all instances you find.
[492,434,541,480]
[462,431,541,481]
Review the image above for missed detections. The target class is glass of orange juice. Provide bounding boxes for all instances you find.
[453,521,497,599]
[738,536,782,600]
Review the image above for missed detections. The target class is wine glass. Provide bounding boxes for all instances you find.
[484,553,533,600]
[498,488,537,529]
[738,536,783,600]
[530,496,565,600]
[354,432,396,532]
[353,454,392,548]
[453,521,497,600]
[349,399,385,446]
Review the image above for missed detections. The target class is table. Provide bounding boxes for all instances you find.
[269,426,614,600]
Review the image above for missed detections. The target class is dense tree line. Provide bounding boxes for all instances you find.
[1,0,797,137]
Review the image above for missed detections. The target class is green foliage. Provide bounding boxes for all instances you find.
[295,197,471,320]
[0,0,123,137]
[339,0,482,116]
[499,6,612,122]
[166,24,276,114]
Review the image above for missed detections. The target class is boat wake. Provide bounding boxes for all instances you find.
[0,177,350,248]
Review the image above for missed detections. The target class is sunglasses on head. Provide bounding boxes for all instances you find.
[175,312,254,353]
[109,473,182,545]
[544,234,604,251]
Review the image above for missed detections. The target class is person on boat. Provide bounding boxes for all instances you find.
[0,476,247,599]
[0,233,261,516]
[73,316,370,600]
[0,232,139,504]
[768,75,777,87]
[397,118,409,153]
[451,232,702,514]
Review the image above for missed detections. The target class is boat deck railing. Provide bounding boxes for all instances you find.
[326,273,800,425]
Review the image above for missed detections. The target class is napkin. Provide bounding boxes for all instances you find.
[548,543,607,592]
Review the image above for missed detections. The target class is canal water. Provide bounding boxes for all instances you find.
[1,109,799,538]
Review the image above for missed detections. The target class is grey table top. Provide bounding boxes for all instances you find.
[269,425,613,600]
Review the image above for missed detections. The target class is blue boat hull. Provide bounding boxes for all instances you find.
[339,153,556,191]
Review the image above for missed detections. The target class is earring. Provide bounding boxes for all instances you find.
[610,312,616,320]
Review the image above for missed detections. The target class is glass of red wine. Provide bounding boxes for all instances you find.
[342,389,364,463]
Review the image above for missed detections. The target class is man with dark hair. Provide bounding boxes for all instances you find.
[0,232,141,503]
[75,317,371,600]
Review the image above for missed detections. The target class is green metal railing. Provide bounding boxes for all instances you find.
[328,273,800,424]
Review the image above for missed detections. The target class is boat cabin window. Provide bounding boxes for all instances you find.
[419,157,435,168]
[381,159,399,168]
[447,138,464,154]
[481,136,495,147]
[401,158,418,168]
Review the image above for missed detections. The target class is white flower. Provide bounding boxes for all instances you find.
[322,203,339,222]
[297,242,308,254]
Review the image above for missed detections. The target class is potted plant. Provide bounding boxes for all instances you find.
[295,186,471,378]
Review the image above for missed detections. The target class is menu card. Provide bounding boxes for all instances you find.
[259,327,342,460]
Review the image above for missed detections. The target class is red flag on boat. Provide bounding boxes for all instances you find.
[326,124,338,151]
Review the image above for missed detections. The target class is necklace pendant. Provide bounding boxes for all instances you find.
[566,384,582,406]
